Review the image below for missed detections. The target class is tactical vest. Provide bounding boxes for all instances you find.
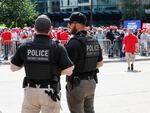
[73,34,100,73]
[24,41,59,81]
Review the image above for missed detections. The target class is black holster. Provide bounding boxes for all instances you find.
[45,76,60,102]
[51,75,61,93]
[72,76,81,86]
[45,82,60,102]
[93,69,99,83]
[45,75,61,102]
[66,76,81,89]
[51,82,60,93]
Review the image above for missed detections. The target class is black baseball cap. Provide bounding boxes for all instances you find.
[64,12,87,25]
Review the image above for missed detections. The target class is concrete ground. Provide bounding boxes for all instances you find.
[0,60,150,113]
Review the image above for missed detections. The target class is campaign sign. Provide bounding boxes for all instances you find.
[124,20,141,30]
[142,23,150,29]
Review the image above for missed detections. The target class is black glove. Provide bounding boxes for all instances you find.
[45,90,60,102]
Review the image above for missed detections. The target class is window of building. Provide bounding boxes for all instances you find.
[56,1,59,6]
[61,0,63,6]
[68,0,70,5]
[78,0,89,3]
[66,8,72,11]
[74,8,79,11]
[84,6,90,11]
[37,2,45,13]
[52,1,55,6]
[104,6,118,10]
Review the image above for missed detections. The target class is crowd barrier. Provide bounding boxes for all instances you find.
[0,40,19,60]
[139,39,150,56]
[0,38,150,60]
[98,39,112,56]
[98,38,150,57]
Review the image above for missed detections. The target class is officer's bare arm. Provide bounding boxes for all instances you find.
[96,60,103,68]
[10,63,23,72]
[61,65,74,76]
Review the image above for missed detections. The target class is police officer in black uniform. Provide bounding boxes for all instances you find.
[64,12,103,113]
[10,15,74,113]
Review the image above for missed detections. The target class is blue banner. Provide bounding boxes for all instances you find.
[123,20,141,30]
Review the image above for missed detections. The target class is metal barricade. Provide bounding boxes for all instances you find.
[148,39,150,56]
[139,38,150,56]
[139,40,145,56]
[0,40,18,60]
[98,39,112,56]
[112,39,119,57]
[0,39,4,58]
[98,39,124,58]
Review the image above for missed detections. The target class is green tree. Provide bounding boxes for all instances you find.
[0,0,38,28]
[121,0,146,21]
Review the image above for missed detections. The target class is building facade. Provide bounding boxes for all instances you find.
[31,0,150,14]
[31,0,123,13]
[31,0,150,27]
[31,0,60,13]
[60,0,121,12]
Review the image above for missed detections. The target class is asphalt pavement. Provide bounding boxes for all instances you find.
[0,56,150,113]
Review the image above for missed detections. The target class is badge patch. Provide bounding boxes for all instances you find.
[27,49,50,62]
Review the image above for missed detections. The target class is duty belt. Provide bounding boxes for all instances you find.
[23,82,51,88]
[67,75,94,82]
[23,81,61,102]
[79,75,94,80]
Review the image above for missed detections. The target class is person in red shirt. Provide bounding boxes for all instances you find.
[122,28,139,71]
[56,27,63,40]
[59,28,70,45]
[1,28,12,60]
[49,30,55,39]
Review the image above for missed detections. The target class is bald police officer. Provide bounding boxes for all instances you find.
[10,15,74,113]
[65,12,103,113]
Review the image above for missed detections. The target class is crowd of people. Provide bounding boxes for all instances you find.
[1,18,150,61]
[0,16,150,60]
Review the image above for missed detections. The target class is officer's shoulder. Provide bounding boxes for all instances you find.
[69,36,84,43]
[17,41,32,48]
[51,40,61,46]
[51,40,65,49]
[86,33,96,39]
[23,40,33,45]
[68,37,82,45]
[15,41,32,51]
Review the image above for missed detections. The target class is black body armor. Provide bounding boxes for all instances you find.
[23,40,60,83]
[73,34,100,74]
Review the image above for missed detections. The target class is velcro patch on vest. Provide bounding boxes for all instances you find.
[26,49,50,62]
[86,44,99,56]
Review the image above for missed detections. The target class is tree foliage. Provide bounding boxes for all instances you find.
[0,0,38,28]
[121,0,146,21]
